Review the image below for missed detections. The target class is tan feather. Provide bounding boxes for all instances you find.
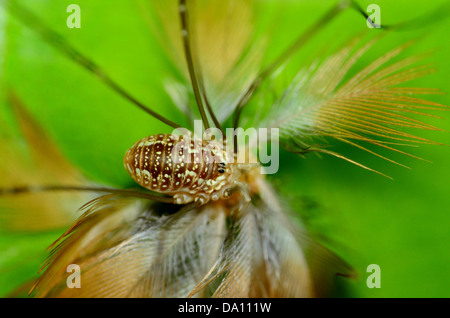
[32,195,228,297]
[31,175,347,298]
[0,92,90,231]
[188,178,349,298]
[262,37,447,174]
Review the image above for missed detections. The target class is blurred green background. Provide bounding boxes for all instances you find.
[0,0,449,297]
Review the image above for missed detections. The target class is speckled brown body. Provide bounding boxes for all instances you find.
[124,134,233,204]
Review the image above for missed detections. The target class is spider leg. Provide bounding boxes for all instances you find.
[0,184,175,203]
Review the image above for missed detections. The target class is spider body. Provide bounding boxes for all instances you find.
[124,133,238,204]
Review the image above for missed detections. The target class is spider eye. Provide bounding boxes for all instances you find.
[217,163,226,173]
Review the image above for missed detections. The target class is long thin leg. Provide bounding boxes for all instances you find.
[178,0,210,130]
[0,0,182,129]
[350,0,450,30]
[178,0,223,134]
[0,184,175,203]
[197,69,223,134]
